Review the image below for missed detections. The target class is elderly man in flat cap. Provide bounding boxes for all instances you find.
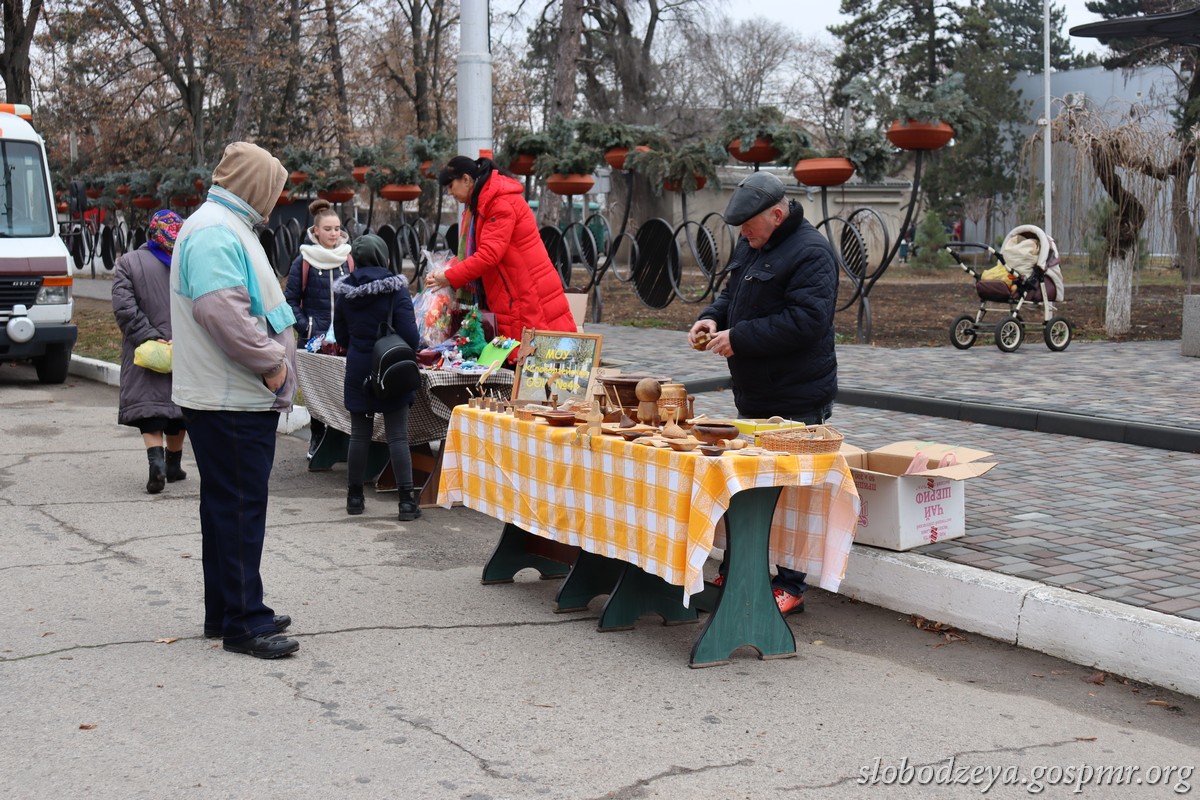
[688,171,839,616]
[171,142,300,659]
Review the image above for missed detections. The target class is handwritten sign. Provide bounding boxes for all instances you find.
[513,329,603,406]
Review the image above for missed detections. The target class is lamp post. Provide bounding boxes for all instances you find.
[1043,0,1053,237]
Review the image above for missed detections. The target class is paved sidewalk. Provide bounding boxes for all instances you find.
[70,276,1200,693]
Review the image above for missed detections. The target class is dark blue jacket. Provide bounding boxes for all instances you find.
[285,251,352,341]
[333,269,420,414]
[699,203,838,418]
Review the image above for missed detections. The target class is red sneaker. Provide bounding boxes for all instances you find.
[773,588,804,615]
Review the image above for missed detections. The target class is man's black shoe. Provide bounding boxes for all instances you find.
[204,614,292,639]
[223,633,299,659]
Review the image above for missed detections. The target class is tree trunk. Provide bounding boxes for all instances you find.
[230,4,260,143]
[537,0,584,229]
[1105,249,1135,337]
[324,0,351,160]
[1172,164,1198,284]
[0,0,43,104]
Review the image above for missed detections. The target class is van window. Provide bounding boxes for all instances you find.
[1,140,54,237]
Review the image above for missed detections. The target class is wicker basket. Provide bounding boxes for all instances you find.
[758,424,844,455]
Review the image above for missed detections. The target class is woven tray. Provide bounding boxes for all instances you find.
[758,424,844,455]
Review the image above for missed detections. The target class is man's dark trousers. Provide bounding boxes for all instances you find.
[184,408,280,641]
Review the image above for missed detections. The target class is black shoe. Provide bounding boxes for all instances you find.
[347,484,365,516]
[146,447,166,494]
[165,449,187,482]
[223,633,299,659]
[204,614,291,640]
[397,487,422,521]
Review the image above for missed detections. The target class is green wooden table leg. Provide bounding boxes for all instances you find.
[308,426,347,471]
[689,486,796,668]
[555,551,625,613]
[481,523,576,585]
[308,426,390,481]
[598,564,699,631]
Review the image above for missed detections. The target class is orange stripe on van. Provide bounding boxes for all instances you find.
[0,103,33,120]
[42,275,73,286]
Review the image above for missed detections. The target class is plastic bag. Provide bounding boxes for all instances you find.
[413,284,458,348]
[133,340,172,374]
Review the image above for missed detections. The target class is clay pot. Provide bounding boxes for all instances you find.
[56,201,68,213]
[886,120,954,151]
[322,187,356,203]
[508,153,537,176]
[193,178,206,192]
[379,183,422,202]
[352,165,372,184]
[663,176,707,193]
[85,187,102,199]
[727,137,780,164]
[131,195,158,210]
[115,185,130,196]
[546,174,595,196]
[793,157,855,187]
[289,170,309,186]
[171,194,201,208]
[420,160,436,180]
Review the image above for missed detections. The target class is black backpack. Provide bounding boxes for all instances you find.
[365,292,419,401]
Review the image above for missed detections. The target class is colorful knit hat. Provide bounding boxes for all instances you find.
[148,210,184,253]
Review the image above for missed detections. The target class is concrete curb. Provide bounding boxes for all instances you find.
[839,546,1200,697]
[836,387,1200,453]
[69,354,312,435]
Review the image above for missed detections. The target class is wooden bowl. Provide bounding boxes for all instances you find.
[692,423,741,445]
[666,439,699,452]
[618,429,648,441]
[535,411,578,427]
[699,445,725,457]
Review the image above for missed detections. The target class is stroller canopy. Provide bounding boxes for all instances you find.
[1001,225,1065,301]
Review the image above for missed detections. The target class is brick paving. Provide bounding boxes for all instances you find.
[588,322,1200,622]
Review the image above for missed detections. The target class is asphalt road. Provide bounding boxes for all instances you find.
[2,364,1199,799]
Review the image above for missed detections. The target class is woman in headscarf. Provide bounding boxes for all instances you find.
[425,155,575,340]
[333,234,421,521]
[112,209,188,494]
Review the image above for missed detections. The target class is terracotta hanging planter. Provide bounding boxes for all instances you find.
[131,195,158,210]
[320,187,356,203]
[508,153,537,176]
[289,170,309,186]
[115,184,131,196]
[604,145,651,171]
[420,160,437,180]
[192,178,205,192]
[379,183,422,202]
[85,187,102,199]
[352,165,372,184]
[886,120,954,151]
[793,157,856,187]
[278,190,293,205]
[545,174,595,195]
[663,176,707,193]
[727,137,780,164]
[171,194,201,208]
[56,201,68,213]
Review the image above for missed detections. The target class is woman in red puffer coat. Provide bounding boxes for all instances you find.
[424,156,576,340]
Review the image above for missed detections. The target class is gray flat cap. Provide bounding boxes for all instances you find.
[723,172,785,225]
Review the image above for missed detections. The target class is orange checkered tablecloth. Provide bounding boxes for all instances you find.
[437,408,861,604]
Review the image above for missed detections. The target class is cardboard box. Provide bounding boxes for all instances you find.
[731,418,805,444]
[839,441,996,551]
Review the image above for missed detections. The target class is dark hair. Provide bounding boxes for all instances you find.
[438,155,505,215]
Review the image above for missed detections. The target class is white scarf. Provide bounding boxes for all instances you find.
[300,228,351,270]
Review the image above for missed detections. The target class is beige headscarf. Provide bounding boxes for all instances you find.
[211,142,288,218]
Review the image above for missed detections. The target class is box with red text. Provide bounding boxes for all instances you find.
[839,441,996,551]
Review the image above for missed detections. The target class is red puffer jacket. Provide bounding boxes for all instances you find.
[444,172,576,339]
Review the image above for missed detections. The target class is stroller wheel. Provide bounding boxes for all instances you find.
[995,318,1024,353]
[1044,316,1073,351]
[949,314,977,349]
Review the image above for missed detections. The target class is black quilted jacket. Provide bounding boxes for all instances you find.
[699,204,838,418]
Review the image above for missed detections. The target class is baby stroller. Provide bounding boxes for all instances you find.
[945,224,1073,352]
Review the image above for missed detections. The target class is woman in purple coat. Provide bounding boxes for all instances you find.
[111,210,188,493]
[333,234,421,521]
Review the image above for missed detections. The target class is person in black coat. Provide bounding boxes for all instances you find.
[333,234,422,520]
[285,199,353,460]
[688,172,839,616]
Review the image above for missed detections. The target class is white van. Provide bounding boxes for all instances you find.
[0,103,76,383]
